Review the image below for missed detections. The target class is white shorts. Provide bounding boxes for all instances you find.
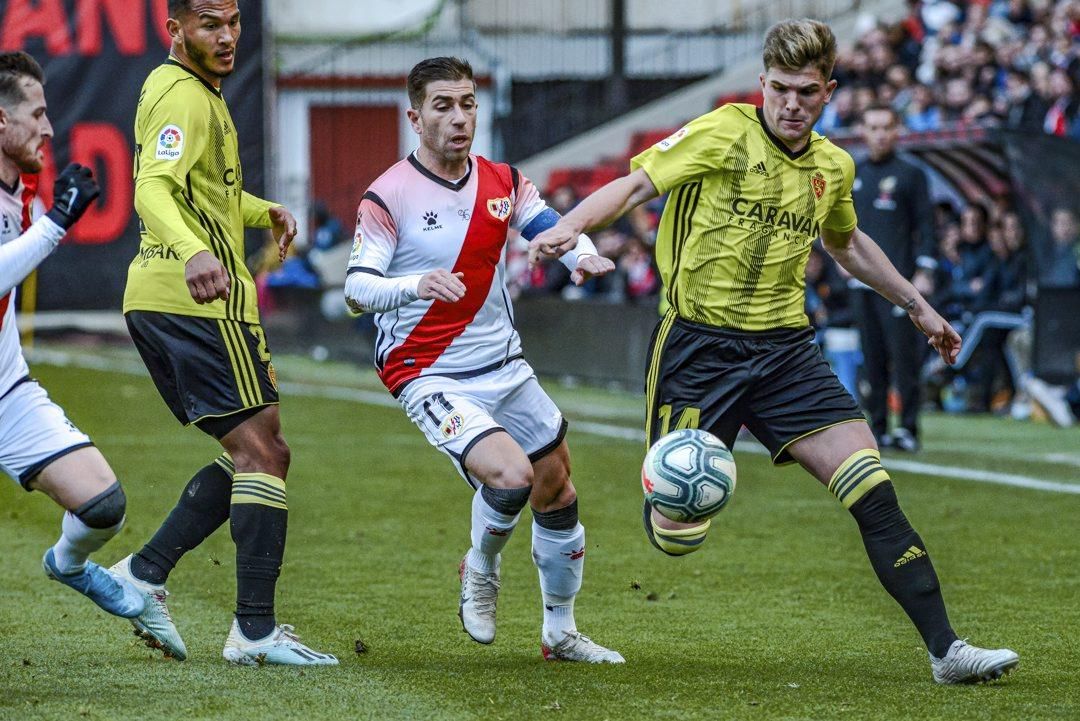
[0,379,93,489]
[398,359,567,487]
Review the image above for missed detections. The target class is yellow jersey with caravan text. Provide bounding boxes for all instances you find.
[125,58,277,323]
[631,103,858,331]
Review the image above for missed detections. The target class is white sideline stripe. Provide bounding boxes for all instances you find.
[28,349,1080,496]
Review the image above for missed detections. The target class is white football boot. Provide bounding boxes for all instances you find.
[222,620,339,666]
[541,631,625,664]
[458,554,501,644]
[930,639,1019,684]
[108,554,188,661]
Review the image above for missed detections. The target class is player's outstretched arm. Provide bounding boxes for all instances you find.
[528,168,658,266]
[345,269,465,314]
[822,226,961,364]
[0,163,100,296]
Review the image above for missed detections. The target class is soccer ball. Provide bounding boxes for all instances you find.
[641,429,736,523]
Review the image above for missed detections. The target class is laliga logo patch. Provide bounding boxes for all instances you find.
[156,124,184,160]
[656,126,689,151]
[440,411,465,439]
[348,233,363,265]
[486,197,512,221]
[811,171,827,199]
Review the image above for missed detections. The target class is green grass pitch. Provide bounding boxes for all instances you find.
[1,349,1078,720]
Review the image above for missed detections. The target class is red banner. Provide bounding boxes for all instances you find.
[0,0,266,310]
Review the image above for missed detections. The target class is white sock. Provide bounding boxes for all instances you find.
[532,521,585,644]
[467,487,521,573]
[51,511,123,575]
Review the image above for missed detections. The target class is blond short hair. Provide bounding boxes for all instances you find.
[762,19,837,80]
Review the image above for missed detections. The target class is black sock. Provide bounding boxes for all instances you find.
[849,482,959,658]
[230,473,288,640]
[131,456,233,585]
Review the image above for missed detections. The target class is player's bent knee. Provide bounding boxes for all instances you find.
[484,462,533,490]
[827,448,891,510]
[480,485,531,516]
[73,481,126,530]
[643,502,711,556]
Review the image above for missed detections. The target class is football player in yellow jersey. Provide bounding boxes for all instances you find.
[531,19,1018,684]
[110,0,336,666]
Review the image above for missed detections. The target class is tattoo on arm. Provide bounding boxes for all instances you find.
[900,297,917,313]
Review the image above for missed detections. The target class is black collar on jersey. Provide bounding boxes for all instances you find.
[756,107,812,160]
[0,176,18,196]
[408,153,472,191]
[165,57,223,97]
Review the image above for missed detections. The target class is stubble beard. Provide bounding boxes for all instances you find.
[184,36,234,80]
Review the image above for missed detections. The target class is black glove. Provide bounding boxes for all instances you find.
[45,163,101,230]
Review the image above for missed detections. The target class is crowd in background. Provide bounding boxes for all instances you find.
[819,0,1080,137]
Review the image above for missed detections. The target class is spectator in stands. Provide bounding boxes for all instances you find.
[618,237,660,302]
[905,83,943,130]
[963,93,1000,125]
[263,202,342,294]
[548,185,578,216]
[933,221,963,321]
[999,68,1050,130]
[310,201,344,252]
[853,86,878,116]
[935,206,994,324]
[1002,0,1036,28]
[1043,68,1078,134]
[816,86,856,133]
[886,64,916,110]
[807,244,854,330]
[942,77,976,123]
[954,204,996,313]
[851,105,937,451]
[987,212,1029,313]
[964,215,1030,413]
[1043,206,1080,287]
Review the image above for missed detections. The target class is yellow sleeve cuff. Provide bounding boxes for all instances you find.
[241,191,278,229]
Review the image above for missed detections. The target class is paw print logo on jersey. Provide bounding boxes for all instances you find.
[486,197,512,221]
[422,211,443,231]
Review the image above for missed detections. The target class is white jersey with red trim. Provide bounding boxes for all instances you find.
[349,153,549,395]
[0,176,39,398]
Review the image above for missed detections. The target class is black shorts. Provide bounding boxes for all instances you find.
[645,312,865,465]
[126,311,279,438]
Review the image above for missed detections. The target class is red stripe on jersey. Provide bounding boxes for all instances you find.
[0,175,38,331]
[20,173,38,231]
[380,158,514,394]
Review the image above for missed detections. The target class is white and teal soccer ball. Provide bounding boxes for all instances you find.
[641,429,736,523]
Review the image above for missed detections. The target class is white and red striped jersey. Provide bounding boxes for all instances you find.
[348,153,549,396]
[0,176,41,398]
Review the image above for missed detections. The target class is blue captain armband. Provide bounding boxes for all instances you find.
[520,208,561,240]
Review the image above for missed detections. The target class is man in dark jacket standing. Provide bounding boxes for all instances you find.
[851,105,937,451]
